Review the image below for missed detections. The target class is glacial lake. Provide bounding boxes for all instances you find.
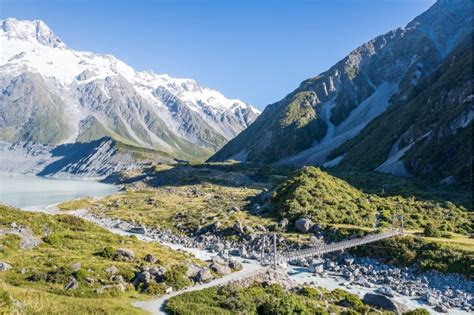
[0,174,118,208]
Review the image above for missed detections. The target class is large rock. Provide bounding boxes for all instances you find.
[64,277,79,290]
[279,218,289,231]
[196,268,212,282]
[212,255,227,266]
[229,259,243,271]
[132,271,151,286]
[128,226,146,234]
[143,254,158,263]
[233,221,244,234]
[210,263,232,275]
[105,266,119,275]
[363,293,406,314]
[0,262,12,271]
[376,286,396,298]
[186,263,201,278]
[114,248,135,261]
[71,262,81,272]
[295,218,313,233]
[97,283,126,294]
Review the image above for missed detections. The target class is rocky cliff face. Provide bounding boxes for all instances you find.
[209,0,472,167]
[0,18,259,161]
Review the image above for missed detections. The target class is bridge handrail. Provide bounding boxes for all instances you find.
[281,229,402,261]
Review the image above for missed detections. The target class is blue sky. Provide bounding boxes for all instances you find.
[1,0,435,109]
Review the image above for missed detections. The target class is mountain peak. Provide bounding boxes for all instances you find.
[0,18,65,48]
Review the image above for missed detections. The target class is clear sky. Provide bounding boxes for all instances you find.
[1,0,435,109]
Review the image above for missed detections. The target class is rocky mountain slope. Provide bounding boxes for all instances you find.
[0,137,170,179]
[0,18,259,160]
[328,34,473,185]
[209,0,472,175]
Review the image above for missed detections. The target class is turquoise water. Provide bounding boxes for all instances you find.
[0,174,118,208]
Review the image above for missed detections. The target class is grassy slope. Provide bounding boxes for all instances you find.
[0,206,204,314]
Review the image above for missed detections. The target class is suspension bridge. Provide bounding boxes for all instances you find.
[261,216,404,268]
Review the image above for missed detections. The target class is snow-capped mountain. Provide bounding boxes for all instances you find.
[0,18,259,159]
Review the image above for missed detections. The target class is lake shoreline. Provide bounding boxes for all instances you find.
[0,174,118,209]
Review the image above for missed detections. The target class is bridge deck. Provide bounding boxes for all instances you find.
[281,229,402,262]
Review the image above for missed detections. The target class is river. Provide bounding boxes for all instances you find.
[0,173,118,208]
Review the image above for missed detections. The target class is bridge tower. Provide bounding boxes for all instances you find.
[273,233,277,269]
[400,214,404,234]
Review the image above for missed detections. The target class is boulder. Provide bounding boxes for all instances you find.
[186,263,201,278]
[0,262,12,271]
[376,286,396,298]
[114,248,135,261]
[132,271,151,286]
[128,226,146,234]
[212,255,227,266]
[65,277,79,290]
[196,268,212,282]
[239,245,248,258]
[279,218,289,231]
[363,293,406,314]
[295,218,313,233]
[435,304,449,313]
[312,264,324,274]
[97,283,126,294]
[143,254,158,263]
[233,221,244,234]
[105,266,119,275]
[210,263,232,275]
[229,260,243,270]
[71,262,81,272]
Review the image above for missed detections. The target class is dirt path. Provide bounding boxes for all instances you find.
[133,264,267,315]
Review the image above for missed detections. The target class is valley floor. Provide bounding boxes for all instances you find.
[1,162,472,314]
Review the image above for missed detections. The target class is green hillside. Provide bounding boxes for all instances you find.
[270,167,471,234]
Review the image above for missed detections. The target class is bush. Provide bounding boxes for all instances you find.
[422,223,442,237]
[145,282,166,296]
[73,269,88,282]
[27,271,47,282]
[43,233,64,247]
[404,308,430,315]
[0,288,13,309]
[164,265,192,290]
[96,246,115,259]
[46,266,72,283]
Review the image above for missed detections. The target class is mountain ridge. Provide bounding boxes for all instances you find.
[0,18,260,159]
